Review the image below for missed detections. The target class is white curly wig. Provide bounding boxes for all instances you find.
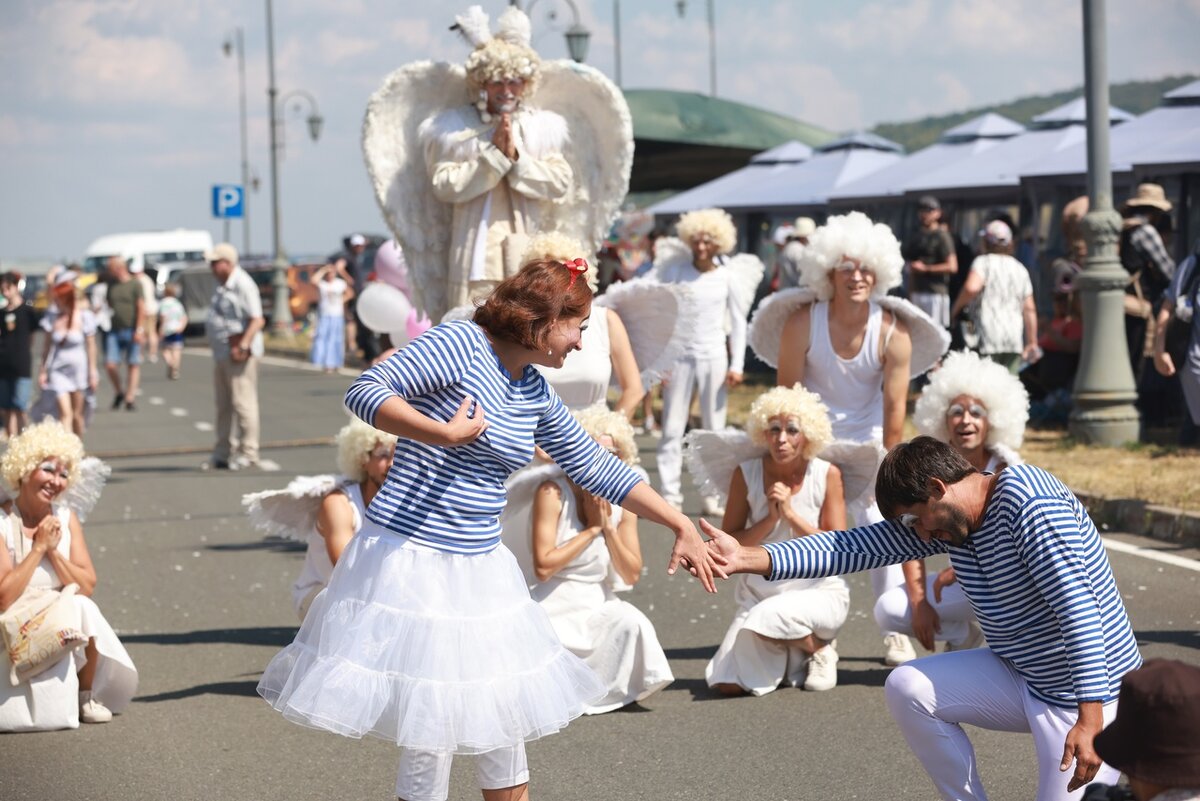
[522,232,598,291]
[913,350,1030,450]
[572,406,639,466]
[797,211,904,300]
[1,420,85,489]
[335,418,399,483]
[745,384,833,460]
[675,208,737,255]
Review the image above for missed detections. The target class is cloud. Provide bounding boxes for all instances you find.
[820,0,934,53]
[314,31,380,65]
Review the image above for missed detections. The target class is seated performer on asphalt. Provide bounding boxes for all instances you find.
[699,436,1142,801]
[703,385,849,696]
[876,349,1029,654]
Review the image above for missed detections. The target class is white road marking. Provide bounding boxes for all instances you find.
[149,396,165,406]
[1102,537,1200,572]
[194,421,214,432]
[170,408,188,417]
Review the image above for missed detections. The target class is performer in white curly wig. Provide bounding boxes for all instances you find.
[874,350,1030,657]
[243,418,398,621]
[653,207,764,516]
[0,421,136,731]
[418,5,573,313]
[705,385,851,696]
[775,211,921,668]
[518,407,673,713]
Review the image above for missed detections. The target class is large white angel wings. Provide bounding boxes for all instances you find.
[363,59,633,322]
[242,474,345,542]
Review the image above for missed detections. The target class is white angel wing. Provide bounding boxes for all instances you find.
[499,463,566,588]
[533,61,633,254]
[818,440,887,507]
[748,288,950,376]
[722,253,766,323]
[650,236,693,281]
[682,429,764,503]
[440,302,478,324]
[242,474,345,542]
[363,61,466,321]
[64,457,111,522]
[595,279,691,389]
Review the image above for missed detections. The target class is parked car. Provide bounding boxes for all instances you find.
[172,261,323,332]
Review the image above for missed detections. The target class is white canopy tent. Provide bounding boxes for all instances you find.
[829,113,1025,204]
[646,140,813,215]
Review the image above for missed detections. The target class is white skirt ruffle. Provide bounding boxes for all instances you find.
[257,527,606,754]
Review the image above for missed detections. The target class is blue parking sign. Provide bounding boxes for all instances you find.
[212,184,244,219]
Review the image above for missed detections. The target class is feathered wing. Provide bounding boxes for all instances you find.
[818,440,887,507]
[533,61,633,254]
[440,302,477,324]
[723,253,766,324]
[64,457,111,522]
[682,429,764,503]
[242,475,345,542]
[499,463,566,588]
[650,237,693,280]
[748,288,950,376]
[596,279,691,388]
[362,61,466,321]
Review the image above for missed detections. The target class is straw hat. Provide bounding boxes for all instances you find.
[1121,183,1172,213]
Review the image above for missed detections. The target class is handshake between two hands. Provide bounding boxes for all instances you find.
[670,518,764,594]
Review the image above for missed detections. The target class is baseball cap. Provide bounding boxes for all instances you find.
[349,234,366,247]
[792,217,817,238]
[916,195,940,211]
[983,220,1013,246]
[205,243,239,265]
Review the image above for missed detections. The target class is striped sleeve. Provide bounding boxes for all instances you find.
[1011,493,1114,702]
[535,390,643,503]
[765,520,944,581]
[344,322,476,425]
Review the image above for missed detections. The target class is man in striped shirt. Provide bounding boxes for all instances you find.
[700,436,1142,801]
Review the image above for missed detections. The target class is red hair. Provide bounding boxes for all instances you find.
[473,259,593,349]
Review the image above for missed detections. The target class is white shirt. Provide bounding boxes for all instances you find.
[658,260,747,372]
[317,277,347,318]
[969,253,1032,354]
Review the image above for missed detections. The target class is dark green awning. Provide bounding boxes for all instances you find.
[626,89,834,150]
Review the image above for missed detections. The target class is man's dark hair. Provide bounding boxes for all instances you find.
[876,436,977,518]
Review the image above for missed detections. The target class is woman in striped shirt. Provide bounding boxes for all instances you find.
[701,436,1141,801]
[259,257,719,801]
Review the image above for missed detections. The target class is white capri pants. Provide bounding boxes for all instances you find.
[657,353,728,500]
[874,574,977,647]
[884,648,1119,801]
[396,745,529,801]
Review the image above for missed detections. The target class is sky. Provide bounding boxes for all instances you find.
[1,0,1198,263]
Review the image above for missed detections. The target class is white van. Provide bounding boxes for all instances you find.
[83,229,214,294]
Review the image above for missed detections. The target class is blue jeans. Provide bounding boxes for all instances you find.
[105,328,142,366]
[0,376,32,411]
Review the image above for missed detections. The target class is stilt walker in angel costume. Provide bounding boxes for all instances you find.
[747,211,950,668]
[362,4,633,324]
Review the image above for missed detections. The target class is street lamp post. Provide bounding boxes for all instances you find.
[264,0,323,335]
[1069,0,1140,444]
[223,28,251,257]
[514,0,591,63]
[676,0,717,96]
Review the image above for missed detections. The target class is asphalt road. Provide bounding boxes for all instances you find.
[2,348,1197,801]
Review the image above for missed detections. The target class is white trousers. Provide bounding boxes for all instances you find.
[884,649,1119,801]
[396,745,529,801]
[850,497,907,637]
[657,353,728,501]
[874,575,977,646]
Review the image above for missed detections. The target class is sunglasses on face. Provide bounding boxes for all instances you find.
[947,403,988,420]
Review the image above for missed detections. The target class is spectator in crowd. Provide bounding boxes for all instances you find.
[1093,659,1200,801]
[1152,238,1200,447]
[701,436,1142,801]
[308,263,354,374]
[157,284,187,381]
[903,195,958,328]
[338,234,379,362]
[950,220,1039,374]
[203,243,264,471]
[102,255,144,412]
[1120,183,1175,373]
[775,216,816,291]
[1029,271,1084,424]
[36,272,98,438]
[130,261,159,364]
[0,272,37,436]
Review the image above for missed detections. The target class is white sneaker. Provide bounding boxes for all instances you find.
[803,643,839,691]
[883,633,916,666]
[79,692,113,724]
[701,496,725,518]
[945,620,985,652]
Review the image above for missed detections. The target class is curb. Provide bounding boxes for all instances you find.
[1073,490,1200,548]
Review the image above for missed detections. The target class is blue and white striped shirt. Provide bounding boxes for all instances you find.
[763,464,1141,707]
[345,320,643,554]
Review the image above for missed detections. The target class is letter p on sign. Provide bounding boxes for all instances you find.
[212,185,244,219]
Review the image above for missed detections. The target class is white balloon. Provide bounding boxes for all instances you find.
[356,282,412,335]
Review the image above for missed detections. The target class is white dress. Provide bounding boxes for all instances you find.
[0,506,138,731]
[530,476,673,714]
[706,458,850,696]
[291,482,364,620]
[536,308,612,410]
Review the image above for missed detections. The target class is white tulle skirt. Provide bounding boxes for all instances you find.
[257,526,606,754]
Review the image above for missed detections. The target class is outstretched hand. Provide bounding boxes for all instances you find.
[667,518,727,593]
[697,518,745,572]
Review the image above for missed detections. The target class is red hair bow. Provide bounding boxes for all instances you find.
[562,257,588,288]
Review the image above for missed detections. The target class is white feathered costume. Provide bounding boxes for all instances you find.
[362,6,633,323]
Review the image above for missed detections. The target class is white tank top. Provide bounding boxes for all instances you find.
[537,308,612,410]
[540,475,626,585]
[1,506,74,591]
[805,301,887,444]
